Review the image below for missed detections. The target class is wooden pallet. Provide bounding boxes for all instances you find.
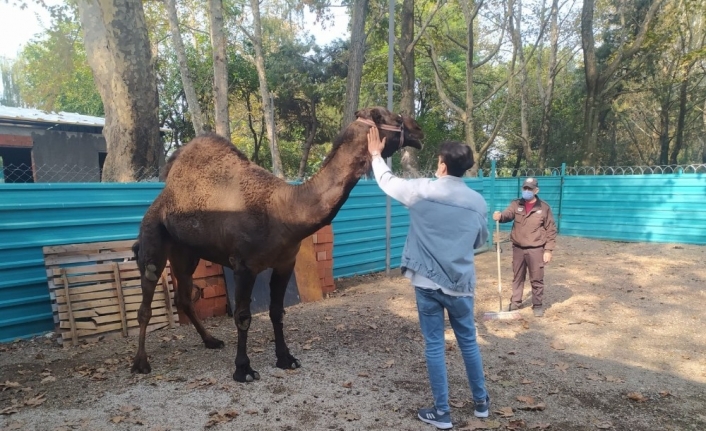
[43,240,178,346]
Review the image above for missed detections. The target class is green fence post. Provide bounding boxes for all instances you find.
[489,159,496,247]
[558,162,566,234]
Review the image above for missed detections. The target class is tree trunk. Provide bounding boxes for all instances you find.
[581,0,664,165]
[509,0,532,164]
[249,0,284,177]
[658,99,671,166]
[537,0,559,169]
[298,102,318,180]
[398,0,419,176]
[462,1,478,170]
[342,0,369,126]
[165,0,206,134]
[208,0,230,138]
[670,76,689,165]
[77,0,161,182]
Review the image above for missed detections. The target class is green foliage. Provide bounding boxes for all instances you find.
[14,4,103,115]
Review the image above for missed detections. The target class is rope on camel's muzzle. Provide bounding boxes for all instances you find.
[356,117,405,149]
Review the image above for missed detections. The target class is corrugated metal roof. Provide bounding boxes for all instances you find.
[0,106,105,128]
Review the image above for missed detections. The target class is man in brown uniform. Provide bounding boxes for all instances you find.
[492,178,557,317]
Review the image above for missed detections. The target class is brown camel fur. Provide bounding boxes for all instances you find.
[130,107,424,382]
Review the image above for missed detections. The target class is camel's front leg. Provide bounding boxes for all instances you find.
[232,263,259,382]
[270,265,300,370]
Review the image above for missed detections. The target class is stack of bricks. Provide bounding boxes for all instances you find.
[174,260,228,324]
[313,225,335,294]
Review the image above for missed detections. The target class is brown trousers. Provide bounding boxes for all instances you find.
[511,246,544,307]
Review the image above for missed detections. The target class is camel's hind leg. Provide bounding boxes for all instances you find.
[131,225,169,374]
[270,263,301,370]
[231,260,259,383]
[170,246,224,349]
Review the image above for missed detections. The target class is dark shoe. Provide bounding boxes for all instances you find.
[474,396,490,418]
[509,303,520,311]
[533,307,544,317]
[417,407,452,429]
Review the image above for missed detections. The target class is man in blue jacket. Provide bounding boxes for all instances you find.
[367,128,490,429]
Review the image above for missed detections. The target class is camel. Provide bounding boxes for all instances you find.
[130,107,424,382]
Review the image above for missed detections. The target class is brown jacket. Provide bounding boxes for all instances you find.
[498,197,557,251]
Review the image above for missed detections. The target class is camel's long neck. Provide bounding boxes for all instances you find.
[279,123,370,240]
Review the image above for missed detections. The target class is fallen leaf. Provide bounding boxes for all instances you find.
[550,341,566,350]
[5,421,24,430]
[335,324,346,331]
[342,381,352,388]
[111,416,126,424]
[522,321,530,330]
[507,419,527,430]
[605,375,624,383]
[517,396,535,404]
[529,360,545,366]
[627,392,648,402]
[24,393,46,407]
[494,406,514,417]
[521,378,534,384]
[586,373,602,381]
[488,374,501,382]
[518,402,546,411]
[245,409,258,415]
[596,422,613,429]
[127,417,145,425]
[659,390,672,397]
[458,418,489,430]
[119,405,138,413]
[547,388,559,395]
[357,372,370,378]
[380,359,394,369]
[554,362,569,373]
[529,424,552,430]
[0,405,20,415]
[1,381,21,391]
[449,399,466,408]
[251,347,264,353]
[302,344,312,350]
[41,376,56,384]
[204,409,239,428]
[367,323,378,330]
[508,351,517,355]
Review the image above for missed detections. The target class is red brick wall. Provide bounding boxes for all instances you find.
[174,260,228,324]
[312,225,335,294]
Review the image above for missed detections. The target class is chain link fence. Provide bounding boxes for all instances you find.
[1,163,705,183]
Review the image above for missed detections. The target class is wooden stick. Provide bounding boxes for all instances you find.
[161,270,176,329]
[61,269,78,347]
[112,263,128,337]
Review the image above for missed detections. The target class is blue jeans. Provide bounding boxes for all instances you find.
[415,287,488,413]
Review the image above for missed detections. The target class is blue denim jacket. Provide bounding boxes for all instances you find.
[372,158,489,295]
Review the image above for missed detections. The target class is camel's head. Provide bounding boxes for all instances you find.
[355,107,424,158]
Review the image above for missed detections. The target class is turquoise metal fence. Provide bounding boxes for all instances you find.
[0,183,162,342]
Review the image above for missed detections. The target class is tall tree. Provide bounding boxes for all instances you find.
[242,0,284,177]
[0,58,22,107]
[580,0,664,165]
[536,0,561,169]
[342,0,369,125]
[165,0,207,134]
[397,0,445,175]
[77,0,161,182]
[208,0,230,138]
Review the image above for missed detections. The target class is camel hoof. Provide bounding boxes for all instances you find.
[276,353,301,370]
[131,358,152,374]
[204,338,225,349]
[233,366,260,383]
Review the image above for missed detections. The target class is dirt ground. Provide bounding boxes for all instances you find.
[1,236,705,431]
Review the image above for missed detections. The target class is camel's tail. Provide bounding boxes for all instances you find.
[131,240,140,262]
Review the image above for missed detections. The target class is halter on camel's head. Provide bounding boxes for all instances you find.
[353,106,424,158]
[355,117,406,149]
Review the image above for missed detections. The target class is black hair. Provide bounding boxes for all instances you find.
[438,141,474,177]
